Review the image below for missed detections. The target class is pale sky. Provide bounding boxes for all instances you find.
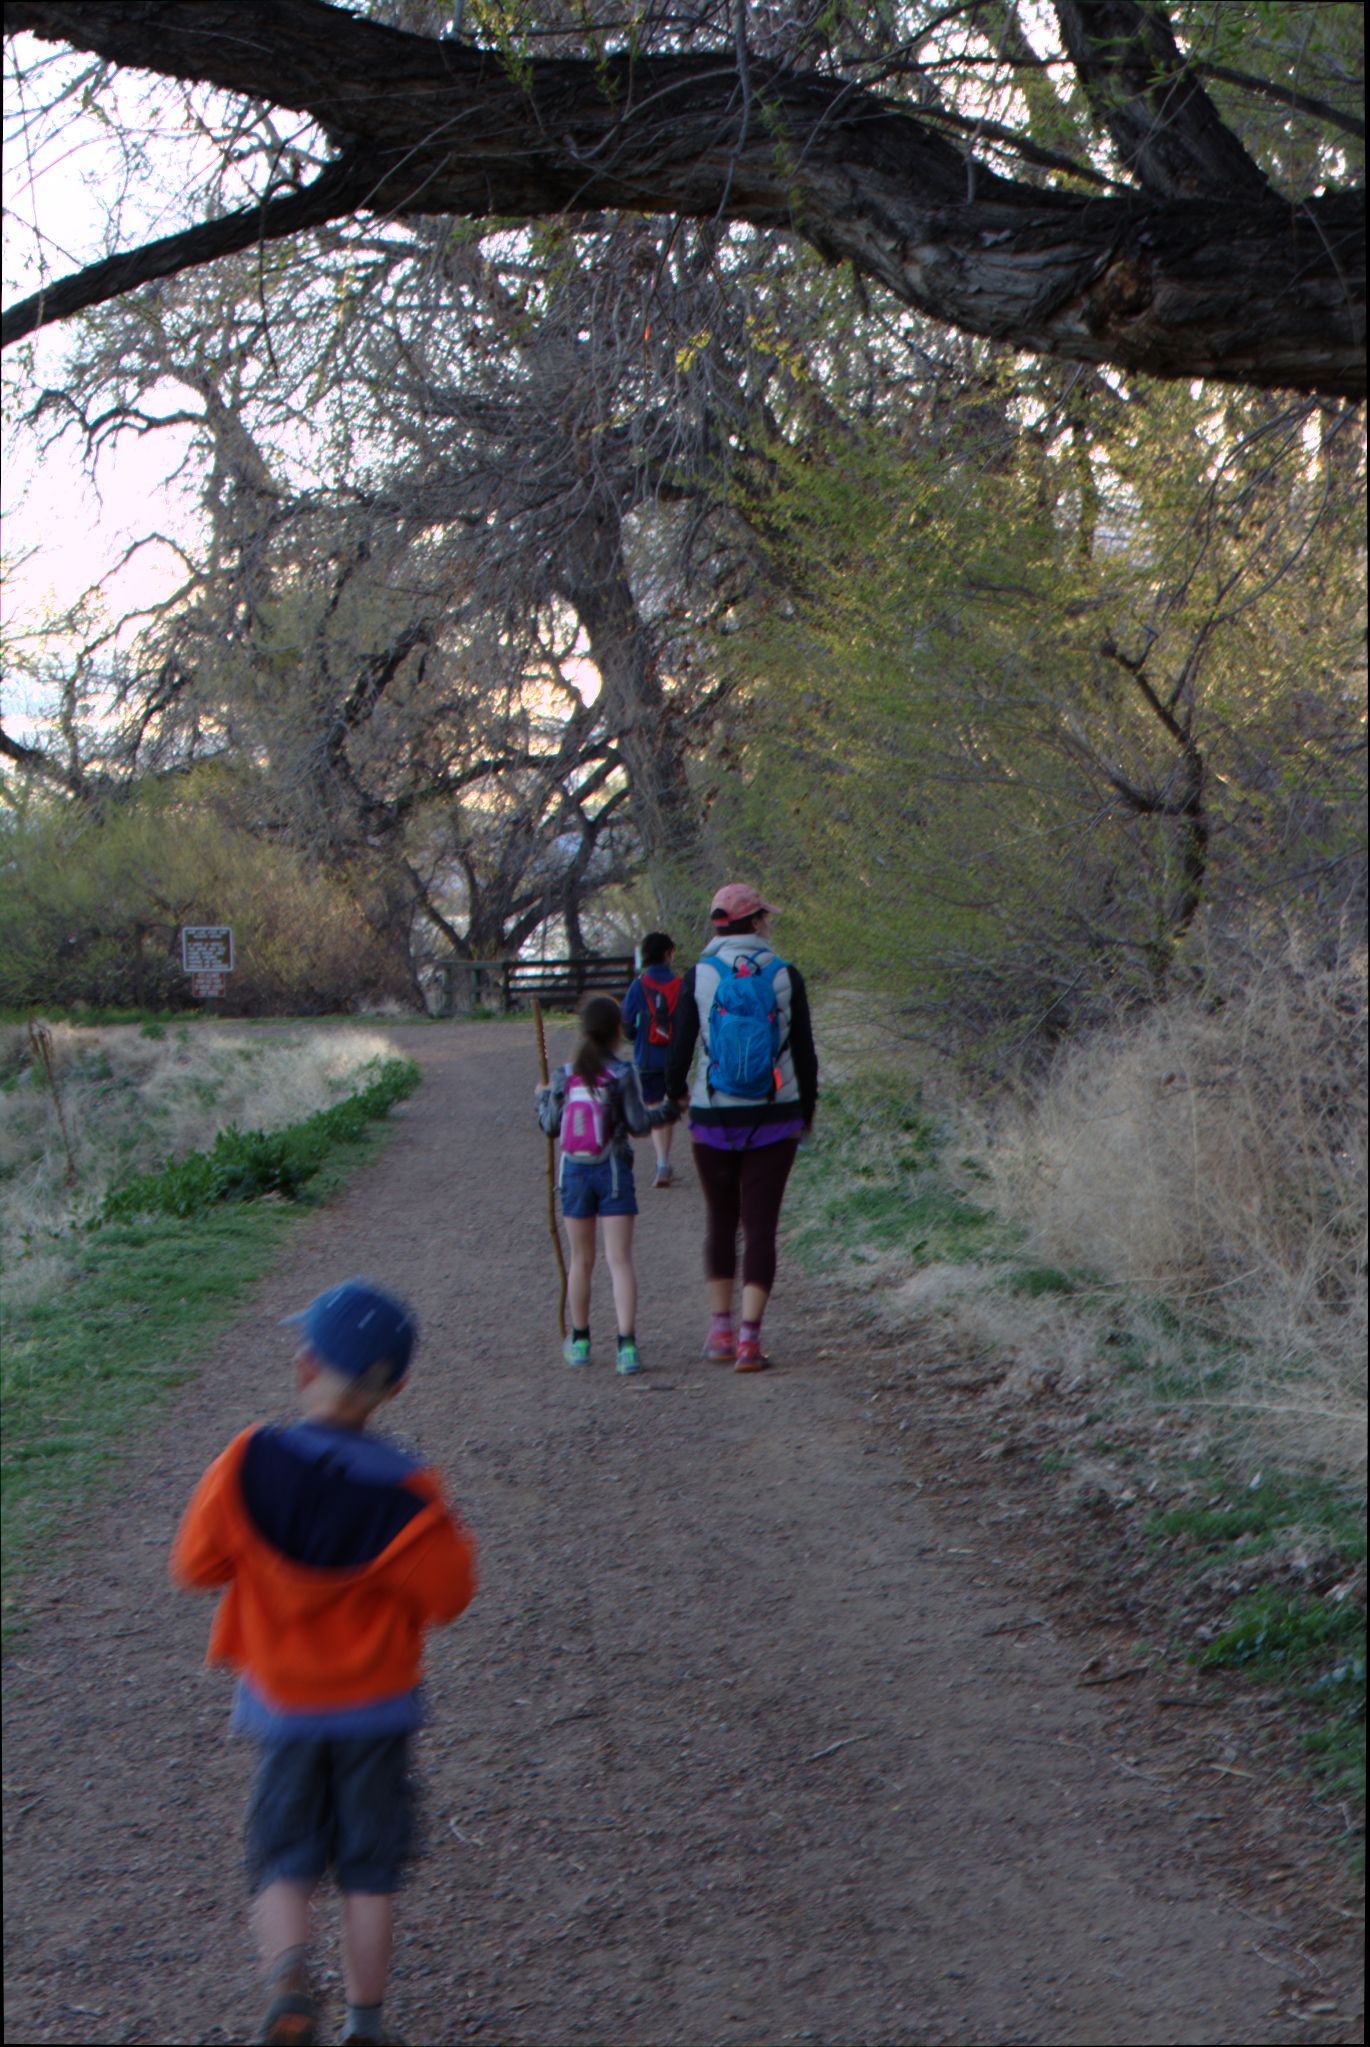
[3,40,221,734]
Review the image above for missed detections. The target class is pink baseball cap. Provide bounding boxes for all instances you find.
[709,883,776,924]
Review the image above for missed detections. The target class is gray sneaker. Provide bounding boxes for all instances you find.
[654,1161,674,1188]
[562,1334,591,1366]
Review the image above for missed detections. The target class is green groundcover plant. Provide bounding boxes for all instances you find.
[101,1058,420,1220]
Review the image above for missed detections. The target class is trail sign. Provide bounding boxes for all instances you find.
[181,926,234,973]
[190,971,226,1000]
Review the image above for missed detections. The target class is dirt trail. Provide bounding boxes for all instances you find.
[1,1025,1358,2046]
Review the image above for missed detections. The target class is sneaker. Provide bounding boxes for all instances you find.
[654,1161,674,1188]
[562,1334,591,1366]
[735,1333,771,1372]
[257,1988,318,2046]
[616,1339,645,1375]
[703,1323,736,1363]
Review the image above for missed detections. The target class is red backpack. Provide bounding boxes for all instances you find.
[639,972,682,1048]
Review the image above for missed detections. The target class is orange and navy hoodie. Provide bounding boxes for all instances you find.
[171,1420,478,1740]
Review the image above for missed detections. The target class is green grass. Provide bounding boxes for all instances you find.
[2,1065,419,1632]
[1008,1265,1081,1297]
[1202,1588,1365,1810]
[102,1056,420,1220]
[786,1076,1002,1270]
[1102,1311,1244,1401]
[1143,1467,1367,1814]
[0,1003,197,1027]
[1145,1470,1368,1560]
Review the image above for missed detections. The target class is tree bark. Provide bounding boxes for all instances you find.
[555,507,707,923]
[5,0,1363,398]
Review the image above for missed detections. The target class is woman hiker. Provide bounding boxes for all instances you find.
[664,884,818,1372]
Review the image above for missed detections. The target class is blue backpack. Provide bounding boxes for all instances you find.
[706,950,786,1100]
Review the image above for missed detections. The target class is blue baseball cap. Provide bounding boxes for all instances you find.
[283,1279,417,1386]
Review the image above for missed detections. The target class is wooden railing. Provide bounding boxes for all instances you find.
[431,955,637,1015]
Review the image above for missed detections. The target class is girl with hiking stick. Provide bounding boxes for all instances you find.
[535,994,678,1374]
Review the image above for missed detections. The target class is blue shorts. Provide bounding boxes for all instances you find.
[560,1154,638,1218]
[638,1069,669,1106]
[245,1732,415,1894]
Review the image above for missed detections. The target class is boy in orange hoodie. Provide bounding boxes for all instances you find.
[171,1279,478,2047]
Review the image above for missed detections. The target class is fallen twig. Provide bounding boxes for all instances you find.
[804,1734,868,1764]
[1111,1755,1169,1785]
[1078,1665,1149,1686]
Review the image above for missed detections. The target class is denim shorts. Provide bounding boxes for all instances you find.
[560,1153,638,1218]
[245,1732,415,1894]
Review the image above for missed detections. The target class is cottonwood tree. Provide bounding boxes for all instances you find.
[3,0,1364,397]
[5,250,645,970]
[713,361,1366,1055]
[8,138,858,928]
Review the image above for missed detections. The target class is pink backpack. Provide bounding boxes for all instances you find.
[561,1068,616,1161]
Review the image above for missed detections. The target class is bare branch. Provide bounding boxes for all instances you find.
[2,150,369,347]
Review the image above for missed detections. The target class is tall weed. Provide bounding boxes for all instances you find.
[991,936,1367,1476]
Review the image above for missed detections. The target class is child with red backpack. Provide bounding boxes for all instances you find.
[535,993,678,1374]
[621,931,684,1188]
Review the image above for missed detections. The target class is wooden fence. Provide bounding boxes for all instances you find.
[431,955,636,1015]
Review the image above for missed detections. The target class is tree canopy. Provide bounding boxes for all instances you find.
[2,3,1363,1029]
[4,0,1365,396]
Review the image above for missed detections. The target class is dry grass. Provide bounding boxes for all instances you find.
[0,1022,400,1300]
[990,938,1367,1477]
[798,959,1367,1483]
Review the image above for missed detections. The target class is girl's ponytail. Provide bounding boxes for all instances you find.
[571,994,622,1087]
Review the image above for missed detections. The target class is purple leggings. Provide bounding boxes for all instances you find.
[691,1139,800,1294]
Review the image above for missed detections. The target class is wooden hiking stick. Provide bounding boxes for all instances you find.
[532,999,568,1338]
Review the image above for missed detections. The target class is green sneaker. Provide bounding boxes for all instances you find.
[616,1339,645,1376]
[562,1334,591,1366]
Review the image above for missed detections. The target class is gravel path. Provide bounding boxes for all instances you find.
[1,1023,1358,2045]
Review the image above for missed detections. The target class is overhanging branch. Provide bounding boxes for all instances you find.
[2,152,369,347]
[5,0,1365,397]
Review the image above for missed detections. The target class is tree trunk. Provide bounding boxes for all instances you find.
[557,509,709,926]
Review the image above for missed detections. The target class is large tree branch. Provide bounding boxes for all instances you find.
[5,0,1365,398]
[1052,0,1273,200]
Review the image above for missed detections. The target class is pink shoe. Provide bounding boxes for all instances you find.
[703,1323,736,1362]
[735,1333,771,1372]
